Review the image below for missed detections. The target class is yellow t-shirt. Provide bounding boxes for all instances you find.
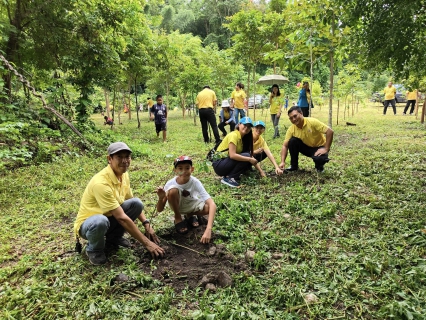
[253,135,270,151]
[284,118,328,147]
[270,95,284,114]
[217,130,243,154]
[196,88,217,109]
[384,86,396,100]
[406,91,417,100]
[231,90,247,109]
[147,99,154,108]
[74,165,133,237]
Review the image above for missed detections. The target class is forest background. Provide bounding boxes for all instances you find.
[1,0,426,319]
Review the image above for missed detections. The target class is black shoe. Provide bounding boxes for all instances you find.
[86,250,107,265]
[285,166,298,172]
[106,237,132,249]
[315,165,324,173]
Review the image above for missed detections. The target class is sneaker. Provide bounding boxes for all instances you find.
[402,113,406,115]
[409,113,413,115]
[285,166,298,173]
[221,177,239,187]
[106,237,132,248]
[86,250,107,265]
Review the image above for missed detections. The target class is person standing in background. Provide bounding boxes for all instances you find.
[230,82,247,123]
[383,82,397,115]
[403,89,417,115]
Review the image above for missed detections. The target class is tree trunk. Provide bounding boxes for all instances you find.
[328,17,335,128]
[309,29,314,117]
[337,99,339,125]
[252,65,256,120]
[104,89,110,118]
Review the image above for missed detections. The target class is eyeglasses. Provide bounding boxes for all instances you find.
[289,114,299,120]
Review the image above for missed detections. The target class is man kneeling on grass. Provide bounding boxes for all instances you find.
[155,156,216,243]
[74,142,165,265]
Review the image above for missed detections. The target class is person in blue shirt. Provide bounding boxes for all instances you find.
[297,82,310,117]
[285,96,289,109]
[150,95,168,142]
[218,100,235,137]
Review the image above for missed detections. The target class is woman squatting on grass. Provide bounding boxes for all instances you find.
[212,117,262,188]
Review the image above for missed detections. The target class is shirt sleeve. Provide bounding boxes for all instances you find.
[284,126,293,143]
[92,183,121,212]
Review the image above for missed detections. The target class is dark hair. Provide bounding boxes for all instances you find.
[203,85,210,89]
[236,82,244,90]
[156,95,162,100]
[147,98,151,100]
[288,106,302,115]
[235,124,254,156]
[104,116,108,120]
[271,84,281,96]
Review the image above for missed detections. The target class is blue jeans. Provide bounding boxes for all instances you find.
[79,198,143,252]
[234,108,246,124]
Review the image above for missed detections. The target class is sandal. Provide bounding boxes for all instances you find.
[197,215,208,226]
[188,215,199,228]
[174,219,189,234]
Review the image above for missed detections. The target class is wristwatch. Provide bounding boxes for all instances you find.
[142,219,150,225]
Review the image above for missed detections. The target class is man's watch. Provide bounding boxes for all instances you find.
[142,219,150,226]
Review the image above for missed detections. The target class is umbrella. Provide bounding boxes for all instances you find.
[256,74,289,85]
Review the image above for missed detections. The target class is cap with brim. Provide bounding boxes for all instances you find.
[107,142,132,155]
[221,100,230,108]
[174,155,193,168]
[253,120,266,128]
[239,117,253,127]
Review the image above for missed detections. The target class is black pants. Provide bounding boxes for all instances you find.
[403,100,416,114]
[212,152,252,180]
[288,137,329,169]
[301,107,309,117]
[199,108,221,143]
[218,120,235,136]
[254,151,267,163]
[383,99,396,115]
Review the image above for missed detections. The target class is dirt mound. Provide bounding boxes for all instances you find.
[134,225,248,292]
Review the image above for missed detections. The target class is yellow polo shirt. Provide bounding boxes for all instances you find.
[196,88,217,109]
[147,99,154,108]
[253,135,270,151]
[284,118,328,147]
[217,130,243,154]
[270,95,284,114]
[384,86,396,100]
[231,90,247,109]
[406,91,417,100]
[74,165,133,237]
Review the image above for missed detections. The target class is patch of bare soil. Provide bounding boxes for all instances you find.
[134,225,248,292]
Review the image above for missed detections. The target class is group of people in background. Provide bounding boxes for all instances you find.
[383,81,418,116]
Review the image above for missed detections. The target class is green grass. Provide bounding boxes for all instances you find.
[1,104,425,319]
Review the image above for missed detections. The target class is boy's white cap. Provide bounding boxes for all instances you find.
[221,100,230,108]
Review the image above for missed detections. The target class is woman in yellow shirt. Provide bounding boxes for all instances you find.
[252,121,283,177]
[269,84,284,138]
[403,90,417,115]
[230,82,247,124]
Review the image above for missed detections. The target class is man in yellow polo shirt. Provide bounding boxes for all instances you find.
[196,85,221,144]
[383,82,397,115]
[403,89,417,115]
[74,142,164,265]
[279,107,334,173]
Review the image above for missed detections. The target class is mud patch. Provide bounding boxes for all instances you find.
[135,225,248,292]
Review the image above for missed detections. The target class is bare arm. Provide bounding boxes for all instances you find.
[314,128,334,156]
[265,148,283,175]
[200,198,217,244]
[110,206,164,257]
[279,140,289,169]
[155,187,167,212]
[228,143,258,165]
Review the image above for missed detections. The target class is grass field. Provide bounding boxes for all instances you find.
[1,102,425,319]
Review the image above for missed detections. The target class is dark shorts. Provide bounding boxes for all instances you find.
[155,123,167,133]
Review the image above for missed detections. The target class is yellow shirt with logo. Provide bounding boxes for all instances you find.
[270,95,284,114]
[284,118,328,147]
[217,130,243,154]
[196,88,217,109]
[231,90,247,109]
[383,86,396,100]
[74,165,133,237]
[406,90,417,100]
